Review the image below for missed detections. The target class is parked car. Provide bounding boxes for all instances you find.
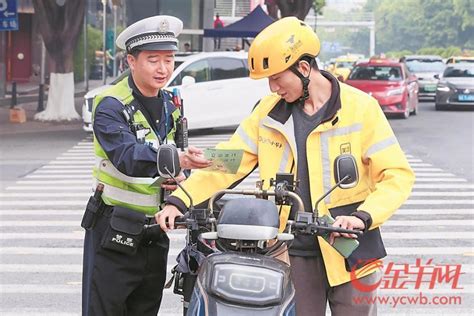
[345,57,419,119]
[82,51,270,132]
[445,56,474,64]
[435,63,474,111]
[402,55,445,100]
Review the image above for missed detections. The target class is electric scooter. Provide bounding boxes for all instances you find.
[154,145,362,316]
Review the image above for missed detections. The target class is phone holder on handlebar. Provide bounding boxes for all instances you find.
[270,173,299,206]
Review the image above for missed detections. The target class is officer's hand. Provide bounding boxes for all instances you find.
[155,204,183,232]
[179,146,212,169]
[161,172,186,191]
[328,216,365,245]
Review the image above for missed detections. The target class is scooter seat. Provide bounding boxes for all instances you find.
[217,198,280,240]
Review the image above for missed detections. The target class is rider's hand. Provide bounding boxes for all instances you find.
[155,204,183,232]
[179,146,212,169]
[328,215,365,245]
[161,171,186,191]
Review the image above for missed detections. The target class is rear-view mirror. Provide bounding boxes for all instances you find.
[182,76,196,86]
[434,74,440,80]
[333,154,358,189]
[156,144,181,178]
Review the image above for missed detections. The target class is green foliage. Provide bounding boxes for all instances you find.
[386,46,472,59]
[372,0,474,54]
[73,25,103,82]
[386,50,413,59]
[313,0,326,14]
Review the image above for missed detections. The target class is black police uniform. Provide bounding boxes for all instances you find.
[82,76,180,316]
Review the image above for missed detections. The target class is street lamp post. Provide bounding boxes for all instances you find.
[102,0,107,85]
[113,4,117,77]
[84,1,89,92]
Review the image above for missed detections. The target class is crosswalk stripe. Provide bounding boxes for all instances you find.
[0,201,86,206]
[415,178,467,182]
[411,168,443,172]
[396,208,473,215]
[34,170,91,174]
[413,183,474,189]
[61,153,93,156]
[414,173,456,177]
[0,233,186,243]
[385,220,472,226]
[404,199,473,204]
[409,163,433,167]
[41,165,92,169]
[49,161,94,165]
[0,210,84,215]
[410,192,474,196]
[17,180,92,184]
[383,232,473,239]
[6,186,91,191]
[0,193,90,198]
[56,157,95,161]
[0,230,470,241]
[1,208,471,216]
[24,175,92,179]
[387,247,473,255]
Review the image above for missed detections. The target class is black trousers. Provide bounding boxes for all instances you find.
[290,256,377,316]
[82,207,169,316]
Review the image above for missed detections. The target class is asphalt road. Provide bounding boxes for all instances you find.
[0,100,473,315]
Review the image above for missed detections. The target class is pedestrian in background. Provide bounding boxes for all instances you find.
[213,13,224,50]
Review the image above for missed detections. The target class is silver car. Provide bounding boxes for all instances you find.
[435,63,474,110]
[403,55,446,101]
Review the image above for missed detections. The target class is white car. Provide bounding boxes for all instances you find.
[82,51,270,132]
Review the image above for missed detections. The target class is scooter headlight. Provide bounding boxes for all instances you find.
[209,263,284,306]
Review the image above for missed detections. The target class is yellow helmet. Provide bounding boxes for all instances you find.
[248,17,320,79]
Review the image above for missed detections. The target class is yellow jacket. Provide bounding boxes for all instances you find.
[170,79,415,286]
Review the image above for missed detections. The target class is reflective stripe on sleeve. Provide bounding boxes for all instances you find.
[278,143,291,173]
[363,136,398,159]
[236,125,258,154]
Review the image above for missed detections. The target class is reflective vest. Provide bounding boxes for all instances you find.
[92,77,181,215]
[171,81,415,286]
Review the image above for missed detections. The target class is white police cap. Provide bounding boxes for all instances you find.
[116,15,183,52]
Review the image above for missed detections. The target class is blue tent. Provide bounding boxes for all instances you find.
[204,6,274,38]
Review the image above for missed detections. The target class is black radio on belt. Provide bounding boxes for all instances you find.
[81,183,104,230]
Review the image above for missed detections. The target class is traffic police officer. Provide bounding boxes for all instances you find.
[81,15,211,316]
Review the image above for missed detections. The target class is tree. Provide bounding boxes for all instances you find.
[32,0,85,121]
[272,0,325,21]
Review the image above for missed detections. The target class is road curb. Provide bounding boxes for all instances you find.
[0,91,86,108]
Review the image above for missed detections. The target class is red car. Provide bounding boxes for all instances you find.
[345,58,419,119]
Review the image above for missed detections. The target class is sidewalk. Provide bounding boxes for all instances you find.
[0,77,117,136]
[0,78,109,107]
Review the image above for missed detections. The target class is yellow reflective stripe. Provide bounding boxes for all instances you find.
[320,123,362,203]
[364,136,398,159]
[236,125,257,154]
